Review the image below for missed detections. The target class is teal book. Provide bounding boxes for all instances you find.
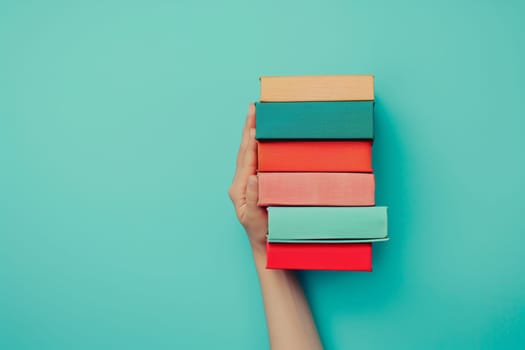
[267,206,388,240]
[255,101,374,140]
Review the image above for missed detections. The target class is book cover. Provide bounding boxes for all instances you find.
[267,238,389,243]
[266,242,372,271]
[267,206,388,240]
[255,101,374,140]
[260,75,374,102]
[257,141,373,172]
[258,172,375,206]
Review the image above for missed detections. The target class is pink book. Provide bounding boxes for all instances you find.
[258,172,375,206]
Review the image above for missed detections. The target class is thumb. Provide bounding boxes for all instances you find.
[246,175,259,209]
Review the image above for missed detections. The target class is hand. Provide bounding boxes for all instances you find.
[229,105,323,350]
[228,104,268,253]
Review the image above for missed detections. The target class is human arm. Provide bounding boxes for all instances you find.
[228,104,323,350]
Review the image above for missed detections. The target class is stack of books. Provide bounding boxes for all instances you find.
[255,75,388,271]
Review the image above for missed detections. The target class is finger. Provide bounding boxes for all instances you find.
[243,103,255,128]
[246,175,259,210]
[230,127,257,209]
[236,104,256,167]
[238,127,257,179]
[247,103,256,128]
[230,104,257,207]
[235,116,250,167]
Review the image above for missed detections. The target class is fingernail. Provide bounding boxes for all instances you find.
[249,128,256,138]
[248,103,255,114]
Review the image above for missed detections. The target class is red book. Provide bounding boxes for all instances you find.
[266,242,372,271]
[258,172,375,206]
[257,141,372,172]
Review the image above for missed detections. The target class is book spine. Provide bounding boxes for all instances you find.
[267,206,388,240]
[260,75,374,102]
[255,101,374,140]
[258,173,375,206]
[257,141,373,172]
[266,242,372,271]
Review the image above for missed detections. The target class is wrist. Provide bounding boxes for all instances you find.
[250,238,266,255]
[249,238,267,266]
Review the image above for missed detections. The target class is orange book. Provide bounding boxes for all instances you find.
[258,172,375,206]
[258,141,372,172]
[260,75,374,102]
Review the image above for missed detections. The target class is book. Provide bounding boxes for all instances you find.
[267,206,388,240]
[266,242,372,271]
[260,75,374,102]
[257,141,373,172]
[255,101,374,140]
[267,238,389,243]
[258,172,375,206]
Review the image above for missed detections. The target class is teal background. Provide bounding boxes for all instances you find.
[1,0,524,349]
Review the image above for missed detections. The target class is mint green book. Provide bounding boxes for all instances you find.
[255,101,374,140]
[267,207,388,240]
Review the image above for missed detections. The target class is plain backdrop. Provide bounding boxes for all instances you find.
[1,1,524,349]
